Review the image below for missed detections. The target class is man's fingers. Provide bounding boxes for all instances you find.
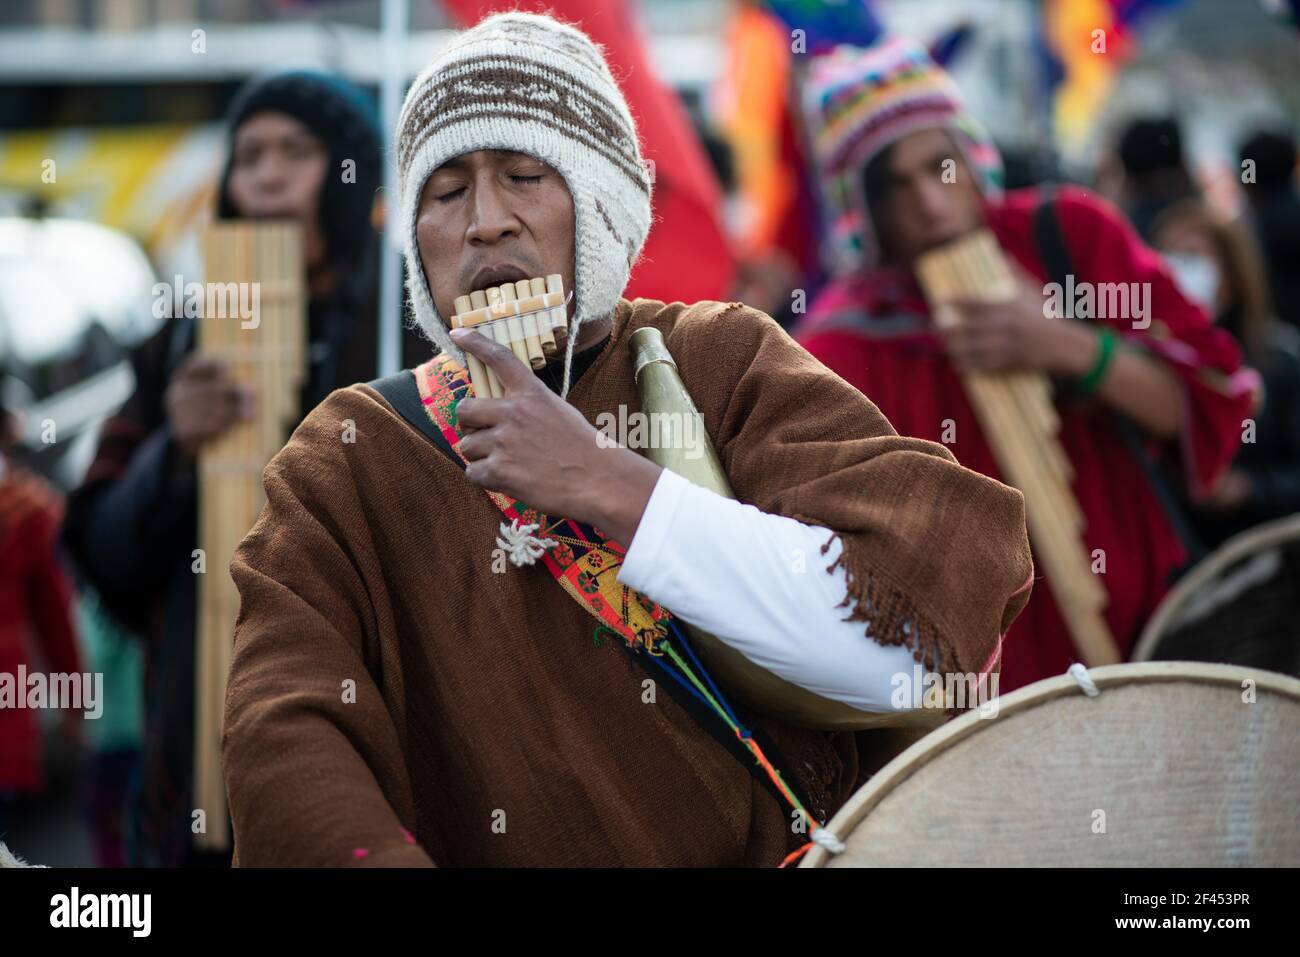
[945,298,1000,321]
[939,325,994,352]
[941,326,1006,369]
[176,353,228,381]
[237,384,256,419]
[455,396,510,431]
[457,429,491,462]
[451,328,536,393]
[189,380,252,414]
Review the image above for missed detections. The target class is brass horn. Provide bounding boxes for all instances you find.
[629,326,944,732]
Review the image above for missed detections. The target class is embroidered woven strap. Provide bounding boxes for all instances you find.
[413,355,674,650]
[412,354,834,864]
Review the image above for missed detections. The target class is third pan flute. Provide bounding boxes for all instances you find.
[914,229,1121,667]
[451,274,570,397]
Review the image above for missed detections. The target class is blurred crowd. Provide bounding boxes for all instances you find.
[1,0,1298,867]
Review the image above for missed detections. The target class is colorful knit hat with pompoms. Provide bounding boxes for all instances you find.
[801,36,1004,277]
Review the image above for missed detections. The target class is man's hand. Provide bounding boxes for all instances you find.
[938,271,1097,377]
[165,354,254,459]
[451,328,662,544]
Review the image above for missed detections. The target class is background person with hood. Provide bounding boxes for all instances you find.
[60,70,424,867]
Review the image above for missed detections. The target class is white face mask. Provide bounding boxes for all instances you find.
[1164,252,1220,314]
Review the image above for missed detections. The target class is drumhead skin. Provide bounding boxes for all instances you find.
[801,662,1300,867]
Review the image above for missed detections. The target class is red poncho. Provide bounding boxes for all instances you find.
[796,186,1260,690]
[0,469,81,792]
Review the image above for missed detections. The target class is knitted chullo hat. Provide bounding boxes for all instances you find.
[801,36,1003,277]
[395,12,653,389]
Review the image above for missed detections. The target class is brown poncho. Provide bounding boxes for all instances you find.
[222,298,1032,866]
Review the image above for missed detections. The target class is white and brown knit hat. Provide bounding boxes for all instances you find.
[395,11,653,370]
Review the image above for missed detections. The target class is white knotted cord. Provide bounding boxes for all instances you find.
[811,826,846,855]
[557,291,581,402]
[1068,662,1100,697]
[496,519,558,567]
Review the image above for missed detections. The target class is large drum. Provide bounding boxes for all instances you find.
[1133,514,1300,678]
[801,662,1300,867]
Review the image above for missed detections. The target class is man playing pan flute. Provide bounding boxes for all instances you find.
[794,39,1259,693]
[222,12,1032,867]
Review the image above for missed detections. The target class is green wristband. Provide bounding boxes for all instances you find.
[1075,326,1117,394]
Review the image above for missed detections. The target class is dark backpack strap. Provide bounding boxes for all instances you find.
[367,370,464,471]
[1032,186,1074,291]
[1033,188,1207,572]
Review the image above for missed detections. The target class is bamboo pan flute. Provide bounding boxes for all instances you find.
[914,230,1120,666]
[450,274,568,396]
[195,221,306,851]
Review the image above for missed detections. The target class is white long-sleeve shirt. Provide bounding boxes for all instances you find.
[618,468,919,715]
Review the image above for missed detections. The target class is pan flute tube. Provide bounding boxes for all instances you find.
[958,233,1079,512]
[531,277,557,356]
[468,289,502,397]
[969,374,1097,607]
[496,282,533,367]
[1002,374,1081,528]
[453,294,492,397]
[960,337,1100,614]
[511,281,546,369]
[546,274,567,349]
[484,286,521,372]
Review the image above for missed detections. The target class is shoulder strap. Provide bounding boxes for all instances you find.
[1033,186,1075,290]
[367,370,464,471]
[1033,187,1207,573]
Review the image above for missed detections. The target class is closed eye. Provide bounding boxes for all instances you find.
[436,187,466,203]
[511,175,543,185]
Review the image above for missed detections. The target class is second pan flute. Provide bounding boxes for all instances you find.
[195,219,306,851]
[915,229,1121,667]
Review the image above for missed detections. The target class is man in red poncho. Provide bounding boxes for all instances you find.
[794,38,1259,691]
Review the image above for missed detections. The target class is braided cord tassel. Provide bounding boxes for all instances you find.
[657,627,833,867]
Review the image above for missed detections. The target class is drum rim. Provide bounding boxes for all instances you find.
[1132,513,1300,662]
[800,661,1300,867]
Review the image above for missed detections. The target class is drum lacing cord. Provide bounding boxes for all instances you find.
[811,828,847,854]
[780,826,846,867]
[643,619,845,867]
[1068,662,1101,697]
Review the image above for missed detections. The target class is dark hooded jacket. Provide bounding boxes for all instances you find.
[61,71,426,867]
